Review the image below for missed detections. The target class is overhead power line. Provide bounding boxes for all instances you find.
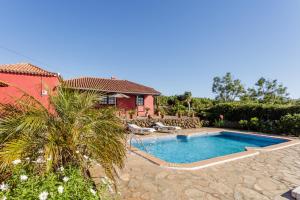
[0,44,52,67]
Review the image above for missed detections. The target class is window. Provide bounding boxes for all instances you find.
[136,95,144,106]
[100,96,108,104]
[108,96,116,105]
[100,96,116,105]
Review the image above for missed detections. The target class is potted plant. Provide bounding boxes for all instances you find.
[173,104,186,118]
[128,109,136,119]
[190,110,195,118]
[156,106,162,116]
[160,109,166,119]
[145,107,150,117]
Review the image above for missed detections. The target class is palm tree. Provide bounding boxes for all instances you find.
[183,91,192,114]
[0,85,127,183]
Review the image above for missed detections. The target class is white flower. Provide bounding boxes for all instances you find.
[101,178,107,184]
[20,175,28,181]
[75,150,80,154]
[57,186,64,194]
[12,159,21,165]
[101,177,113,193]
[39,191,48,200]
[35,157,45,164]
[0,183,9,191]
[102,176,112,184]
[1,196,7,200]
[108,185,113,193]
[59,166,64,172]
[90,188,97,196]
[83,155,89,160]
[63,176,69,182]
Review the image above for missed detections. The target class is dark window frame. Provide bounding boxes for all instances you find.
[136,95,144,106]
[100,95,116,105]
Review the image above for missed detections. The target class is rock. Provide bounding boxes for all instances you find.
[257,178,278,191]
[155,171,168,180]
[206,194,221,200]
[243,175,256,187]
[140,192,151,200]
[128,179,139,189]
[234,185,270,200]
[254,184,263,191]
[127,117,203,129]
[209,182,233,195]
[120,173,130,182]
[167,174,177,180]
[132,192,141,198]
[184,188,205,198]
[142,182,158,192]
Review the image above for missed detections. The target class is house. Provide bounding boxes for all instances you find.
[64,77,161,117]
[0,63,60,107]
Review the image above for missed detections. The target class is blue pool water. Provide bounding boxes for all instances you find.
[132,131,288,163]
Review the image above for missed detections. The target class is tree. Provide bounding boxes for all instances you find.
[212,72,245,101]
[182,91,192,114]
[247,77,289,103]
[0,85,127,183]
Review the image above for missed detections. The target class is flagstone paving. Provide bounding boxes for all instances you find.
[116,143,300,200]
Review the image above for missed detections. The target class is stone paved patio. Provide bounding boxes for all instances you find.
[91,129,300,200]
[117,134,300,199]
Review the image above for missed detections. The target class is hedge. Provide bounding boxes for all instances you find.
[201,102,300,122]
[199,103,300,136]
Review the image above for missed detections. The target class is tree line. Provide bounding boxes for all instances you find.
[212,72,290,104]
[156,72,299,116]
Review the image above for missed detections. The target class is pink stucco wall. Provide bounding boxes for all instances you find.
[116,94,155,117]
[0,73,60,108]
[0,72,156,116]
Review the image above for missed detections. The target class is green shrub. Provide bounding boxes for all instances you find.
[199,102,300,135]
[259,120,279,133]
[279,114,300,136]
[0,164,112,200]
[213,119,224,128]
[239,120,248,129]
[202,120,210,127]
[249,117,260,130]
[202,102,300,122]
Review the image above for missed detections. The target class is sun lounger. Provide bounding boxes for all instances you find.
[128,124,156,135]
[154,122,181,133]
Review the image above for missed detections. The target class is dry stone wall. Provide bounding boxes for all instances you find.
[127,117,203,129]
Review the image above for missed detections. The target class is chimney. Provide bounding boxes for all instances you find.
[111,76,117,80]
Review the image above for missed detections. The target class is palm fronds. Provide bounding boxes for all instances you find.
[0,85,127,183]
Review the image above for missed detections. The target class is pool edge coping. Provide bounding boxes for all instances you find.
[128,129,300,170]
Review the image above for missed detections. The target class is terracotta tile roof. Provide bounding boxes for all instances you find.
[0,63,58,77]
[64,77,161,95]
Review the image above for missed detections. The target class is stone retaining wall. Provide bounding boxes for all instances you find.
[126,117,203,129]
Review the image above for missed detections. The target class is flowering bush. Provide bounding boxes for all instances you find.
[0,164,112,200]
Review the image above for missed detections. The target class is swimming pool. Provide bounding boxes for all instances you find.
[132,131,288,164]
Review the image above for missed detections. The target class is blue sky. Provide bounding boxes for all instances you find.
[0,0,299,98]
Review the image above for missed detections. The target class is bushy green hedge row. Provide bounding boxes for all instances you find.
[200,103,300,136]
[201,102,300,122]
